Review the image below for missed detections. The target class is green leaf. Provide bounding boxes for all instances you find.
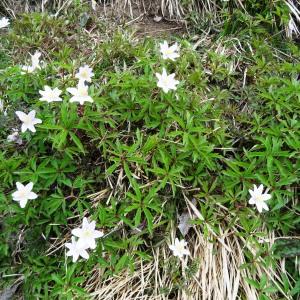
[273,239,300,257]
[245,278,260,289]
[51,274,64,285]
[39,124,63,130]
[291,280,300,296]
[144,208,153,233]
[69,132,85,153]
[115,254,129,273]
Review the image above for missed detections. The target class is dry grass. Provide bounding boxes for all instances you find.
[2,0,300,38]
[83,192,294,300]
[0,0,296,20]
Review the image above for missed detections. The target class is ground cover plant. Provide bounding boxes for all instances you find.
[0,1,300,299]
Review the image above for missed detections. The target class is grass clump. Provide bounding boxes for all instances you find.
[0,6,299,300]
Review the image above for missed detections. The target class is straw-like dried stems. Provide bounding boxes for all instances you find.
[2,0,300,38]
[86,227,292,299]
[84,191,294,300]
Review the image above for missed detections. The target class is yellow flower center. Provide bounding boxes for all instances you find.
[81,71,88,79]
[255,195,263,202]
[163,78,169,86]
[82,230,92,238]
[18,190,27,198]
[23,116,32,125]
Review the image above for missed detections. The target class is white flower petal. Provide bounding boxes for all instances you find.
[257,184,264,194]
[72,252,79,262]
[88,238,96,249]
[155,73,161,80]
[71,228,83,238]
[80,249,89,260]
[27,124,36,133]
[261,194,271,201]
[28,110,36,118]
[66,88,78,95]
[248,197,256,204]
[28,192,38,200]
[33,118,42,125]
[77,237,91,249]
[12,191,21,200]
[256,203,263,213]
[82,217,89,228]
[93,230,104,238]
[19,199,28,208]
[16,182,24,190]
[262,202,269,211]
[25,182,33,192]
[21,124,28,133]
[16,111,27,121]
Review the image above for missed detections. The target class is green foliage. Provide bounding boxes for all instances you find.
[273,239,300,258]
[0,7,299,299]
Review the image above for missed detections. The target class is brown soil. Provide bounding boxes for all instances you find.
[95,0,186,37]
[130,15,185,38]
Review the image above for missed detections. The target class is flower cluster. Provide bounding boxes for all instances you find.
[8,49,98,263]
[156,41,180,93]
[38,63,94,106]
[7,35,273,264]
[168,183,272,259]
[10,52,95,136]
[158,42,189,259]
[158,42,271,258]
[65,217,104,262]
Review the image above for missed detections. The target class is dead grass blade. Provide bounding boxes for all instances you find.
[86,225,292,299]
[84,196,292,300]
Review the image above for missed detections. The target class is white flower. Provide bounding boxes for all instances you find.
[248,184,271,213]
[287,17,299,38]
[39,86,62,103]
[67,81,93,105]
[21,65,36,74]
[75,65,94,83]
[71,217,104,249]
[7,130,23,145]
[0,17,9,29]
[0,98,6,115]
[227,61,235,74]
[31,51,42,68]
[7,132,18,142]
[169,238,190,258]
[15,110,42,133]
[160,41,180,61]
[65,237,89,262]
[91,0,97,10]
[156,68,179,93]
[12,182,38,208]
[21,51,42,74]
